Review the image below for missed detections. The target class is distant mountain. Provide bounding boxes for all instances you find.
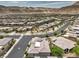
[0,5,6,8]
[0,2,79,14]
[59,1,79,14]
[73,1,79,6]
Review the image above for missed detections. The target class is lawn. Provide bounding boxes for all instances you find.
[50,45,64,57]
[72,46,79,56]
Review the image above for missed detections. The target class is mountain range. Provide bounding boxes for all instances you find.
[0,1,79,14]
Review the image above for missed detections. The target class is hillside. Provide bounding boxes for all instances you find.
[59,2,79,14]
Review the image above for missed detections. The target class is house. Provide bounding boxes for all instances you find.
[71,20,79,37]
[27,37,51,57]
[63,32,77,38]
[72,25,79,37]
[51,37,76,53]
[0,37,14,56]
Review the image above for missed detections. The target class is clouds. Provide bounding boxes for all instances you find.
[0,1,75,8]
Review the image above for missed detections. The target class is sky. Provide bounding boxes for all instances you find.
[0,1,76,8]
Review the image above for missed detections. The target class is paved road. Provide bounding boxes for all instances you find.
[6,35,32,58]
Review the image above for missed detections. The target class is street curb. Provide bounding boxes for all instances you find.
[3,34,23,58]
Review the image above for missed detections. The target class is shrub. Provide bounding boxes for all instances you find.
[12,39,16,44]
[53,32,58,36]
[0,35,4,39]
[24,51,28,58]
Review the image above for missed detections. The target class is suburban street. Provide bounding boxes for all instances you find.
[5,20,71,58]
[6,35,32,58]
[6,21,71,38]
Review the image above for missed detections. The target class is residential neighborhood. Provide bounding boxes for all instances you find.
[0,1,79,58]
